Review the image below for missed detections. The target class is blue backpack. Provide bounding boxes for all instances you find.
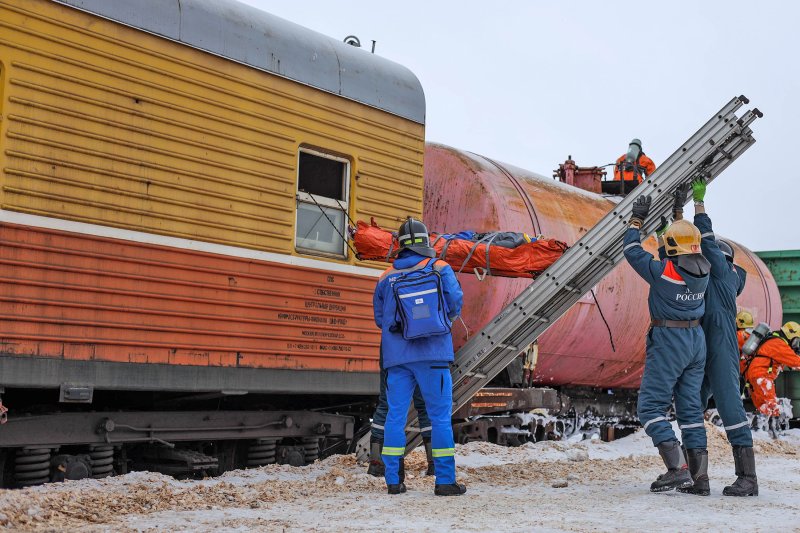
[393,259,451,340]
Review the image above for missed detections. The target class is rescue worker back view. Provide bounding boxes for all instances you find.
[623,193,710,494]
[614,138,657,183]
[372,218,466,496]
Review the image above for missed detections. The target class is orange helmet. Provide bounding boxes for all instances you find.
[663,220,702,257]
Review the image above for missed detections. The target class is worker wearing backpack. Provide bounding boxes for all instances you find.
[374,218,465,496]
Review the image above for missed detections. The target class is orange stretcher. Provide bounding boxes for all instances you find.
[353,219,567,278]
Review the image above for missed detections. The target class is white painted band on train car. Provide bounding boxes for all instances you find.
[0,210,382,278]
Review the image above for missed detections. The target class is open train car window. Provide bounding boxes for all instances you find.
[295,149,350,257]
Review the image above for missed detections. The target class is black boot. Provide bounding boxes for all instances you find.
[723,446,758,496]
[423,438,435,476]
[650,440,692,492]
[366,438,384,477]
[434,483,467,496]
[677,448,710,496]
[387,483,407,495]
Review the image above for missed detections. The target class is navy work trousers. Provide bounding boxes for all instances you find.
[638,326,707,450]
[700,313,753,447]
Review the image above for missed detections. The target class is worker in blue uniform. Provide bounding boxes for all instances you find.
[373,218,466,496]
[670,179,756,496]
[367,367,434,478]
[623,194,710,493]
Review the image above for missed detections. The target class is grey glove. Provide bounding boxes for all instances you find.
[630,195,652,228]
[672,182,691,220]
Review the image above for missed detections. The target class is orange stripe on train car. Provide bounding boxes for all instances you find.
[0,222,381,373]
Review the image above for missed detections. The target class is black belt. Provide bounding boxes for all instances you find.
[651,319,701,328]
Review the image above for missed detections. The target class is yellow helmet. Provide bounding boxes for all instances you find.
[736,310,755,329]
[662,220,702,257]
[781,321,800,341]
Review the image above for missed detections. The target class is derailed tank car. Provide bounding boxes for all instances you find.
[0,0,425,486]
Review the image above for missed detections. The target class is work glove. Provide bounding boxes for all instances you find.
[672,182,691,220]
[655,216,670,237]
[691,177,707,202]
[629,195,651,228]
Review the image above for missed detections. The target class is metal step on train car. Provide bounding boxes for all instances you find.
[0,0,784,487]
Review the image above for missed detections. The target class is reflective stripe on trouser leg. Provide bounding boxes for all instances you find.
[407,360,456,484]
[382,365,416,485]
[432,448,455,457]
[674,328,708,449]
[702,316,753,447]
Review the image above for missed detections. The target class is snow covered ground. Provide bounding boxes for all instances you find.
[1,424,799,532]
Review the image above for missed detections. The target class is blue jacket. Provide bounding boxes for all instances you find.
[623,228,709,321]
[373,250,464,369]
[693,213,746,318]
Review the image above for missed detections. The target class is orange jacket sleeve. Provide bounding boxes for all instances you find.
[641,154,656,176]
[758,338,800,368]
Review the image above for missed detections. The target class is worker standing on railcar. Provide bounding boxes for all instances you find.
[373,218,466,496]
[614,138,657,183]
[623,194,710,493]
[670,179,756,497]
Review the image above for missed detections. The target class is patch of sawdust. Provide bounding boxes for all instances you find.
[1,428,797,532]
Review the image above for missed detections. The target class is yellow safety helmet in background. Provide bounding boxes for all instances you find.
[781,321,800,341]
[662,220,702,257]
[736,310,755,329]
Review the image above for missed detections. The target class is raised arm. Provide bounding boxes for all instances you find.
[623,195,663,284]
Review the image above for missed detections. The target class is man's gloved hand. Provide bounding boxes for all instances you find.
[629,195,651,228]
[656,216,670,237]
[692,177,707,203]
[672,182,691,220]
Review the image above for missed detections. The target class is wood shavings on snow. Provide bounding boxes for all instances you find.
[0,425,798,532]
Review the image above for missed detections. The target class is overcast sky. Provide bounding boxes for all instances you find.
[240,1,798,251]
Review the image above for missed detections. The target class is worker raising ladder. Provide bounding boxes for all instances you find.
[356,95,762,461]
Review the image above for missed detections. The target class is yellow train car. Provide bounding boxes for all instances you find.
[0,0,425,485]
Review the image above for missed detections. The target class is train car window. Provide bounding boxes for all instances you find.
[295,148,350,257]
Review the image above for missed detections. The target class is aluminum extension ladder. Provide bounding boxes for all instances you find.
[355,95,761,462]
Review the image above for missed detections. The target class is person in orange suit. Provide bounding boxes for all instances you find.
[614,138,657,183]
[741,321,800,417]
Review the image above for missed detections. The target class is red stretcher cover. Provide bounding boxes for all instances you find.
[353,219,567,278]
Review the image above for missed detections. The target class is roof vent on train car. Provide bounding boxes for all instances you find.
[344,35,377,53]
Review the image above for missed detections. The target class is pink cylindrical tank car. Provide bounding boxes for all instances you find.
[423,143,782,389]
